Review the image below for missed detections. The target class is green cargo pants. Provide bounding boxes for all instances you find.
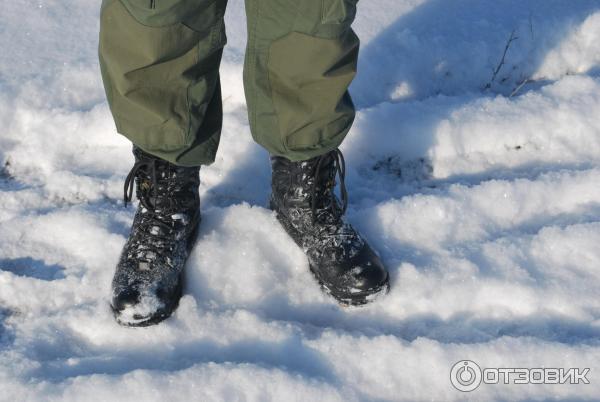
[99,0,360,166]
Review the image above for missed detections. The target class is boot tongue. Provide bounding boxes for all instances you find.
[280,154,335,209]
[137,177,162,211]
[138,165,177,213]
[142,168,199,217]
[309,156,336,206]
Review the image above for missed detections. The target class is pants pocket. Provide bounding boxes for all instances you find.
[99,0,226,152]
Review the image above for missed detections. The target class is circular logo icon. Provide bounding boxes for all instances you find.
[450,360,482,392]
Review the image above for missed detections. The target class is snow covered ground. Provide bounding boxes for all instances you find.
[1,0,600,400]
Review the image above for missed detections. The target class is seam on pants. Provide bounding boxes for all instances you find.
[184,17,223,148]
[263,3,302,155]
[185,15,216,148]
[248,0,261,152]
[183,35,200,148]
[264,45,283,152]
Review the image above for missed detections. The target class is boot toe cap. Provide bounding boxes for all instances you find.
[349,247,389,291]
[313,245,390,305]
[111,288,140,312]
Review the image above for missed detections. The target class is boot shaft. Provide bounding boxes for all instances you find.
[270,150,346,218]
[125,147,200,214]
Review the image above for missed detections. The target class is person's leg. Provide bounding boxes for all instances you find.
[244,0,389,305]
[243,0,359,161]
[99,0,228,167]
[99,0,228,326]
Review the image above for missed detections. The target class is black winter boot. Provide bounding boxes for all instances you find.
[270,149,389,306]
[111,147,200,326]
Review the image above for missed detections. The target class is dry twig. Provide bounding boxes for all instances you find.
[485,29,519,90]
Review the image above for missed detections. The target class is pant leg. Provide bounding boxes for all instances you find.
[243,0,359,161]
[99,0,228,166]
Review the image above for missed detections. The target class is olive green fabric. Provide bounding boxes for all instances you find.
[99,0,359,166]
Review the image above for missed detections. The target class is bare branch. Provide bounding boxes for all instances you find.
[529,12,535,39]
[510,77,532,97]
[485,29,519,90]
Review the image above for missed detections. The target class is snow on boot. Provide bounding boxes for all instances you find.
[270,149,389,306]
[111,147,200,326]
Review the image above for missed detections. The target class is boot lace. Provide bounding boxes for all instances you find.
[310,149,349,224]
[122,154,196,263]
